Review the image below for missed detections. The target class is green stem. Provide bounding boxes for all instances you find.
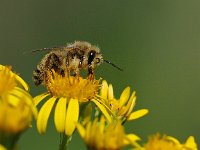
[59,133,72,150]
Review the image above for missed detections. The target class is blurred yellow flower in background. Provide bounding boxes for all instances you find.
[0,65,37,134]
[0,64,37,150]
[34,70,111,136]
[0,97,36,134]
[77,117,140,150]
[0,145,6,150]
[100,80,148,123]
[134,133,198,150]
[0,65,29,100]
[166,135,197,150]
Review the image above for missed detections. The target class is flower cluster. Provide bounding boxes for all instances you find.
[32,68,198,150]
[0,62,197,150]
[100,80,148,123]
[77,117,140,150]
[32,69,149,149]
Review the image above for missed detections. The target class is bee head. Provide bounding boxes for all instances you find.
[88,50,103,67]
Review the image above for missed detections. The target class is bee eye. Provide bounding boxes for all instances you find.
[88,50,96,65]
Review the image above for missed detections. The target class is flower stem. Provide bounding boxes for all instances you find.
[59,133,71,150]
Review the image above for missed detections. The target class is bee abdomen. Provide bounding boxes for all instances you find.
[33,52,63,86]
[33,69,43,86]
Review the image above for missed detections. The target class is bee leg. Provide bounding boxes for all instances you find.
[75,69,80,81]
[66,54,71,77]
[66,68,70,78]
[60,69,65,77]
[88,67,94,80]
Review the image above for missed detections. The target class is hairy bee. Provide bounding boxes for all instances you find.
[33,41,122,86]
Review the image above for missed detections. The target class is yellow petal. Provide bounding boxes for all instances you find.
[99,117,105,133]
[90,118,98,143]
[31,105,38,120]
[125,96,136,117]
[54,97,67,133]
[119,86,131,107]
[184,136,197,150]
[11,87,32,105]
[15,74,29,91]
[91,99,112,123]
[0,64,29,91]
[85,122,92,143]
[118,96,135,117]
[127,109,149,121]
[76,123,86,139]
[0,64,3,69]
[108,84,114,100]
[0,144,6,150]
[166,136,180,145]
[100,80,108,100]
[124,134,142,148]
[37,97,57,134]
[124,134,141,145]
[65,98,79,135]
[13,87,38,119]
[33,93,50,106]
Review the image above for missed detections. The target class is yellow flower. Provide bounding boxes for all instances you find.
[0,65,33,103]
[0,97,35,134]
[77,117,140,150]
[134,134,198,150]
[0,65,29,100]
[34,70,111,136]
[166,135,198,150]
[100,80,148,123]
[0,64,37,134]
[0,145,6,150]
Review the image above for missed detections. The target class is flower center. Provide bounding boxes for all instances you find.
[0,66,16,96]
[109,99,120,111]
[45,70,101,102]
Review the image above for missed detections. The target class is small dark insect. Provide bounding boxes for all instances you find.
[33,41,122,86]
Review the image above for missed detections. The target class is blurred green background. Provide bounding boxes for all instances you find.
[0,0,200,149]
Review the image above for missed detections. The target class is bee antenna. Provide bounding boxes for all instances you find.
[103,59,123,71]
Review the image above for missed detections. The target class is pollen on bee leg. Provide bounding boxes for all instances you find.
[43,70,53,85]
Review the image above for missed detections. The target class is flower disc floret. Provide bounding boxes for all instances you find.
[46,70,100,102]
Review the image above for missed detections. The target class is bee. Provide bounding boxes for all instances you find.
[33,41,122,86]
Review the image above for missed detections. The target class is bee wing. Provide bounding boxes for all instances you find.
[32,46,64,53]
